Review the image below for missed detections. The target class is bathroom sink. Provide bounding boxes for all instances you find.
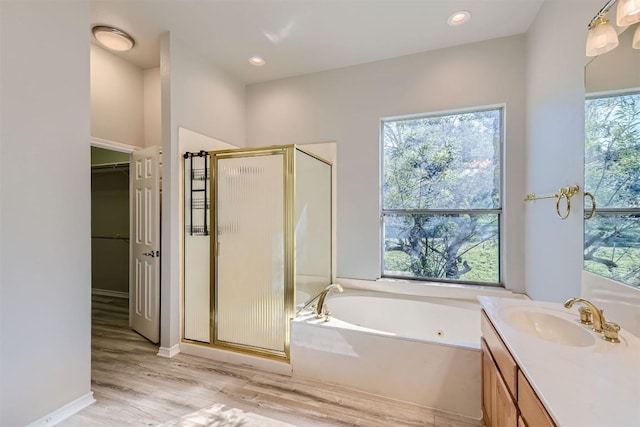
[500,307,596,347]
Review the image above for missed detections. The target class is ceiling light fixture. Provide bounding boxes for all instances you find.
[249,56,267,67]
[586,16,619,56]
[617,0,640,26]
[92,25,135,52]
[585,0,640,57]
[248,56,266,66]
[448,10,471,26]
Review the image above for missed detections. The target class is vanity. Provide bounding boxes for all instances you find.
[479,297,640,427]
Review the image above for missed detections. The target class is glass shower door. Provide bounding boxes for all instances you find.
[214,152,287,354]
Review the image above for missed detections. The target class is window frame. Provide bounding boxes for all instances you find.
[380,106,505,286]
[584,90,640,287]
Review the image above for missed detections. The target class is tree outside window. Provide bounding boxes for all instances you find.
[381,108,502,284]
[584,93,640,288]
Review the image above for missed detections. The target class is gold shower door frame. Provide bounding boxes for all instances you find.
[207,145,331,361]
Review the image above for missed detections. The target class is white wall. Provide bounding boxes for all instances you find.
[180,128,236,343]
[161,33,245,352]
[246,35,528,292]
[144,67,162,147]
[91,44,145,147]
[525,0,603,301]
[0,1,92,425]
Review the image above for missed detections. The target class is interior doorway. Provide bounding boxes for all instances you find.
[91,146,131,301]
[90,140,162,345]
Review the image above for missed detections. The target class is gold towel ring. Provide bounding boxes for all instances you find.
[584,192,596,219]
[556,192,571,219]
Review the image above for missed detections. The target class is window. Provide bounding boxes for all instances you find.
[584,92,640,288]
[381,108,502,285]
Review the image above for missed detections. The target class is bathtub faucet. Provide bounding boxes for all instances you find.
[297,284,343,320]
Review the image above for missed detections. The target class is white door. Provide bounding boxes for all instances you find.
[130,146,160,343]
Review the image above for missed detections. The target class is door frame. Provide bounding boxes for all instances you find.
[91,136,140,154]
[90,136,141,327]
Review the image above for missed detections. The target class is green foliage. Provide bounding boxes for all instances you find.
[383,110,501,210]
[585,95,640,208]
[584,93,640,288]
[384,239,499,283]
[382,110,502,283]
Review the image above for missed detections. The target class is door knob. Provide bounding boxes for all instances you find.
[142,251,160,258]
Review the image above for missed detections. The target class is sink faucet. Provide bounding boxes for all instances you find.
[564,298,605,333]
[297,284,343,319]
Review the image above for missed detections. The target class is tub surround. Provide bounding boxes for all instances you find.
[479,297,640,426]
[291,290,483,420]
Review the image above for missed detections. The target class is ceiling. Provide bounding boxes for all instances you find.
[91,0,545,84]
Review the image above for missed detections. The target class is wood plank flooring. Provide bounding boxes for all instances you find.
[61,295,480,427]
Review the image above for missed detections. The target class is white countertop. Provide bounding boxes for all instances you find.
[478,296,640,427]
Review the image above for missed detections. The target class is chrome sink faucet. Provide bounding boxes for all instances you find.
[564,298,605,332]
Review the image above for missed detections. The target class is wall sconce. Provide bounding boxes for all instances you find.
[587,0,640,57]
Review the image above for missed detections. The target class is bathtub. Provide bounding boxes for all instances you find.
[290,290,482,419]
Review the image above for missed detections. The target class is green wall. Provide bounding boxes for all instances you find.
[91,146,129,165]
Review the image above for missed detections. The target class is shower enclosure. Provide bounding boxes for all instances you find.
[183,145,332,360]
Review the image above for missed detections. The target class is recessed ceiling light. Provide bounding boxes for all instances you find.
[92,26,135,51]
[249,56,266,67]
[448,10,471,26]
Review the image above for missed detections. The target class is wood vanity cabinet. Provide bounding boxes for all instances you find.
[481,310,555,427]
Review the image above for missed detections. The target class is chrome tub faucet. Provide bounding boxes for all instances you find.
[297,283,344,320]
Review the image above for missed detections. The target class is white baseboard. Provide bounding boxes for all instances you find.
[157,344,181,358]
[27,392,95,427]
[92,288,129,299]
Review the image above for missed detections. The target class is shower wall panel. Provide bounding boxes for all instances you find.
[294,150,332,306]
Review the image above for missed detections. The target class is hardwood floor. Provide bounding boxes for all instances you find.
[61,295,480,427]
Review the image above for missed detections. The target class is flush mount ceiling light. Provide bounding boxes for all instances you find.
[617,0,640,26]
[92,25,135,51]
[248,56,266,66]
[448,10,471,26]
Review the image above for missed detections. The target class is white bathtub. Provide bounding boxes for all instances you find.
[290,290,482,419]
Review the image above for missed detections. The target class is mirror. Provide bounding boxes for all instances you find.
[584,19,640,288]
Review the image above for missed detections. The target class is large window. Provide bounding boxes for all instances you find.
[381,108,502,285]
[584,93,640,288]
